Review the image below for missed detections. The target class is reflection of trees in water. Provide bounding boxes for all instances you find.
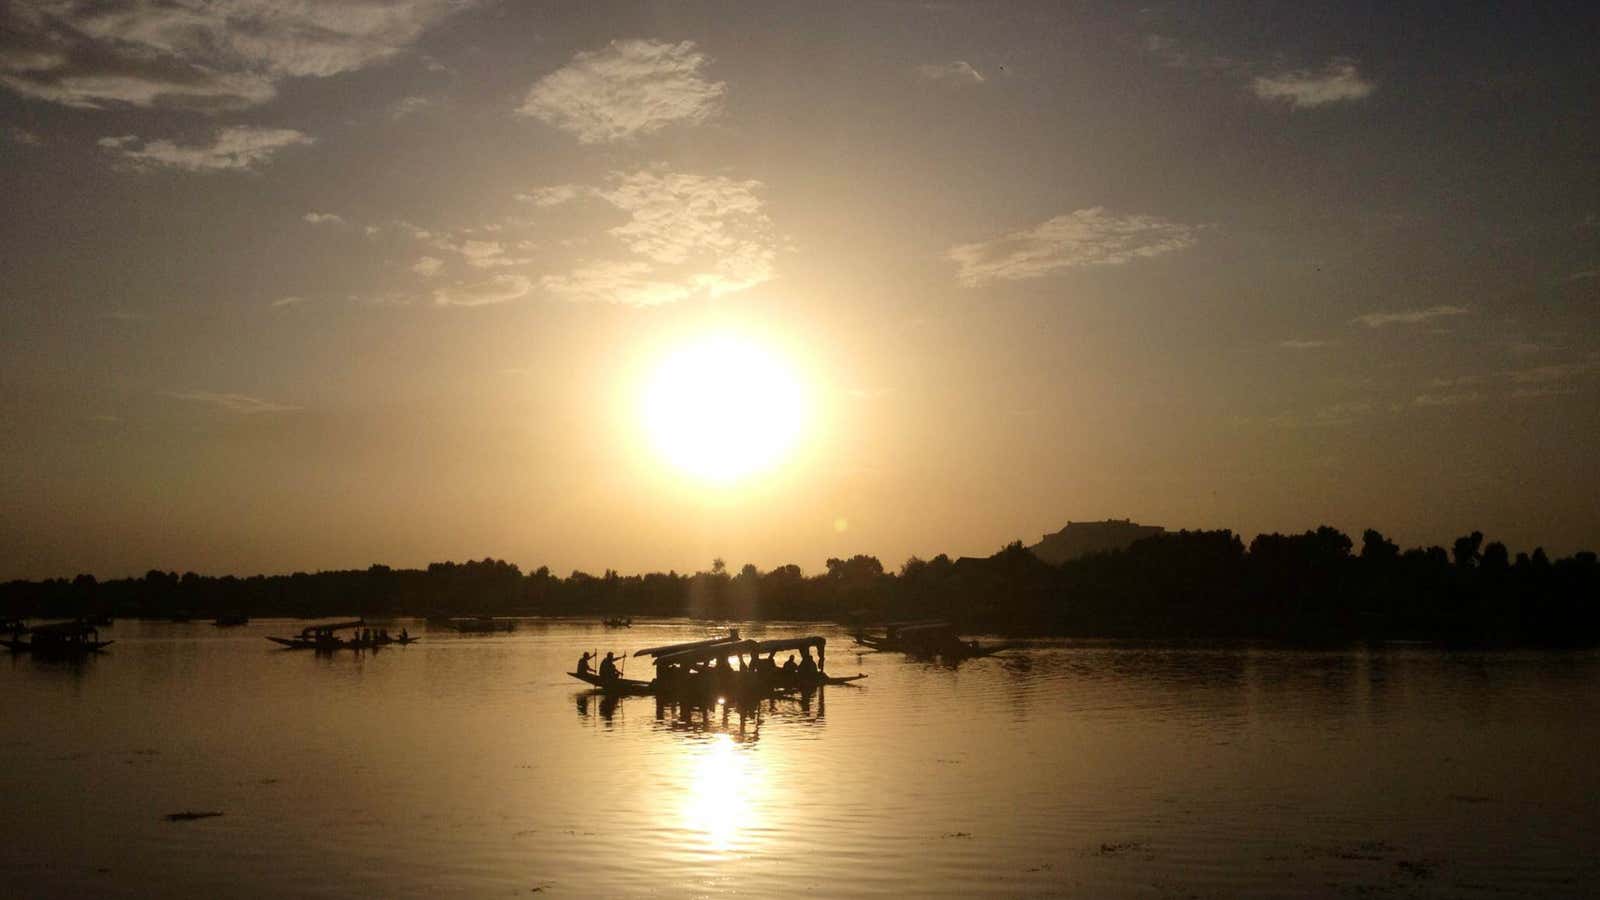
[573,688,827,744]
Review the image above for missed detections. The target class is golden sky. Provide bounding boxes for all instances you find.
[1,2,1597,578]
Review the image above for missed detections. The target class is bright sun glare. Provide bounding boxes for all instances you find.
[641,335,809,485]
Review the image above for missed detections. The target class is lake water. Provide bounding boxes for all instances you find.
[3,619,1597,898]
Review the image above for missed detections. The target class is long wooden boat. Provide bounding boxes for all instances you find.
[852,622,1020,660]
[265,619,365,649]
[4,621,113,655]
[568,670,656,694]
[632,631,740,658]
[452,617,515,633]
[267,632,418,650]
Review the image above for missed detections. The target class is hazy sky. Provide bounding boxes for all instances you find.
[2,1,1597,580]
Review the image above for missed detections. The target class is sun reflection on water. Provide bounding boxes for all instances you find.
[682,732,758,854]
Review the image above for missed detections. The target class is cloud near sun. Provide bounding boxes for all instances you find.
[517,39,727,144]
[948,208,1202,286]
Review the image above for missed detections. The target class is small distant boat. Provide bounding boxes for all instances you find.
[267,620,418,650]
[452,617,515,633]
[3,620,113,656]
[212,613,249,627]
[266,620,364,650]
[602,616,633,628]
[852,621,1019,660]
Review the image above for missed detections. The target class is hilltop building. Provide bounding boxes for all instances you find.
[1028,519,1165,565]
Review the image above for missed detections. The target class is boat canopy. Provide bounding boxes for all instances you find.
[31,620,98,637]
[632,631,740,658]
[893,622,957,635]
[299,620,365,637]
[752,636,826,654]
[654,639,760,667]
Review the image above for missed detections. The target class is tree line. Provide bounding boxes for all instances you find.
[2,527,1594,645]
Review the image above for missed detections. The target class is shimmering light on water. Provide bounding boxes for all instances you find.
[684,733,747,855]
[2,620,1598,898]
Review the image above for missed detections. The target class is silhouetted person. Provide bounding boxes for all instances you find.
[799,648,818,678]
[782,654,798,674]
[599,651,619,682]
[577,651,593,676]
[399,627,409,641]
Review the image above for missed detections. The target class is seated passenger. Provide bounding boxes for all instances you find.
[799,648,819,677]
[599,651,620,681]
[781,654,798,673]
[577,651,593,676]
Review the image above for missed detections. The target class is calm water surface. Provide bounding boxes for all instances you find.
[3,620,1597,897]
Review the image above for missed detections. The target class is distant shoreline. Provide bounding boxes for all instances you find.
[5,525,1595,647]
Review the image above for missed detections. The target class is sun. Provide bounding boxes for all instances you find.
[640,334,810,485]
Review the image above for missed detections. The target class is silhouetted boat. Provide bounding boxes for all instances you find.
[578,634,864,698]
[852,622,1019,660]
[3,621,113,656]
[602,616,633,628]
[568,670,656,694]
[452,617,515,633]
[266,620,364,650]
[631,630,741,658]
[212,613,249,627]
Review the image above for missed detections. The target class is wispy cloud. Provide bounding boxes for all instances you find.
[517,39,726,143]
[100,126,313,173]
[1505,357,1599,385]
[541,261,691,307]
[302,212,344,226]
[1351,305,1469,328]
[596,170,775,296]
[516,184,587,207]
[389,95,433,119]
[1253,59,1375,108]
[411,256,444,277]
[0,1,466,111]
[168,391,299,414]
[1263,400,1377,429]
[1141,35,1236,72]
[917,61,985,84]
[948,207,1202,286]
[1279,339,1334,349]
[1413,392,1482,408]
[270,296,310,308]
[433,274,533,307]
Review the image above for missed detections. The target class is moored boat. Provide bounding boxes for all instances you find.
[574,633,863,699]
[266,620,364,650]
[452,617,515,633]
[3,620,113,656]
[851,621,1019,660]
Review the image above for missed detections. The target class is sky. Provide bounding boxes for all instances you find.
[1,1,1597,581]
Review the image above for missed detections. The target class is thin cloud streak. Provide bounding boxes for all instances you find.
[1254,59,1375,108]
[542,261,691,307]
[99,127,313,173]
[167,391,300,414]
[433,274,532,307]
[1352,305,1469,328]
[948,207,1202,286]
[917,61,985,83]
